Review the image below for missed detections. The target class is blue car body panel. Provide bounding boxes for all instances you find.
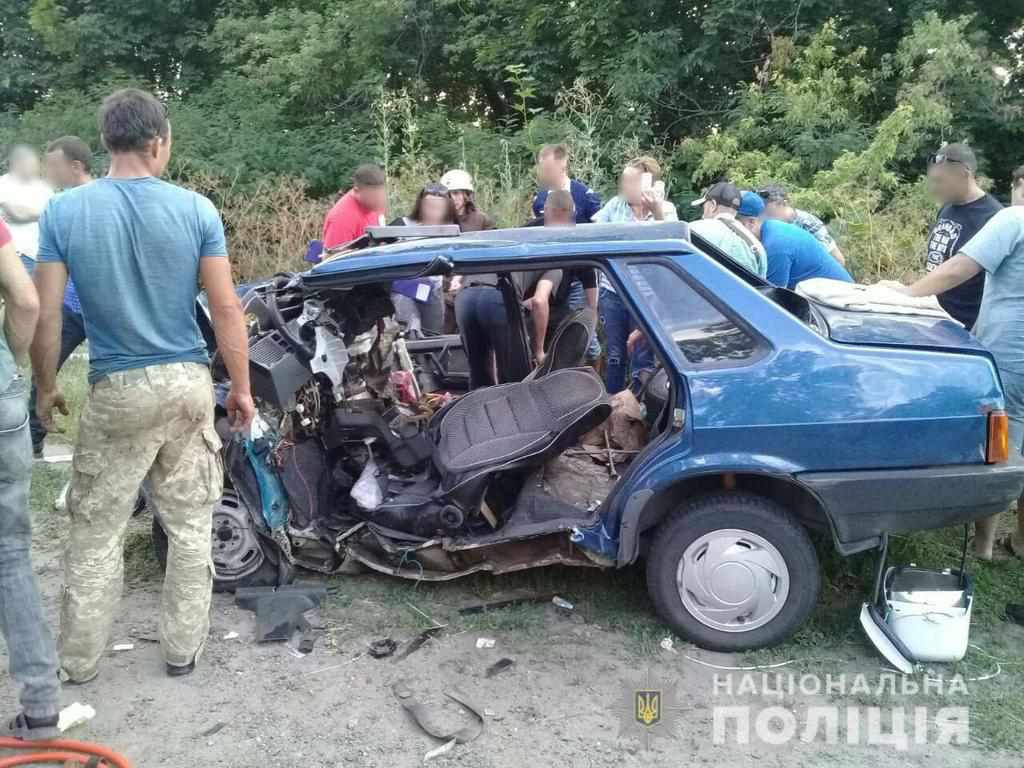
[297,224,1022,563]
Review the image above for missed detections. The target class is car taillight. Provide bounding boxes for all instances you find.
[987,410,1009,464]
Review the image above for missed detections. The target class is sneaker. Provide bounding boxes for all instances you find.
[166,659,196,678]
[3,712,60,741]
[1007,603,1024,626]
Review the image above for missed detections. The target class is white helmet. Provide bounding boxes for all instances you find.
[440,169,474,192]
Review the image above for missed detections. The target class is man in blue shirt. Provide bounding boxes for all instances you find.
[31,88,254,683]
[531,144,601,224]
[29,136,93,458]
[737,192,853,289]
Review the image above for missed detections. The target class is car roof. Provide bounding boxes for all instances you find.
[309,222,694,277]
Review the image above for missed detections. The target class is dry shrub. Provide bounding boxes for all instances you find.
[181,171,329,281]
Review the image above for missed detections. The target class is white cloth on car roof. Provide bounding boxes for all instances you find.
[796,278,954,321]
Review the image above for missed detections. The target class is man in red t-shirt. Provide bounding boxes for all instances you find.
[321,164,388,251]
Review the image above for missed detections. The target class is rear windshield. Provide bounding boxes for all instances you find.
[689,231,824,335]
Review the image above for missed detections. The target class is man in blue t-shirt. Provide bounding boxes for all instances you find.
[737,192,853,289]
[530,143,601,224]
[31,88,255,684]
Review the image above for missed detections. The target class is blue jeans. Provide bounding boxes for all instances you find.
[30,307,87,450]
[0,377,60,718]
[19,255,34,275]
[456,286,517,388]
[600,288,655,394]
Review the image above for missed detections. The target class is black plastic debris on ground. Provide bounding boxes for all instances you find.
[368,638,398,658]
[234,584,328,643]
[458,590,558,615]
[485,658,515,678]
[393,626,444,663]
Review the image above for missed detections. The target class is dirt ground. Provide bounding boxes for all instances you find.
[4,479,1023,768]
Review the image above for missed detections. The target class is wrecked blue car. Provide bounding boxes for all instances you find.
[153,222,1024,651]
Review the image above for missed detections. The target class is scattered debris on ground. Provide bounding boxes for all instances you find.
[485,658,516,678]
[235,584,327,643]
[459,590,559,615]
[58,702,96,733]
[368,638,399,659]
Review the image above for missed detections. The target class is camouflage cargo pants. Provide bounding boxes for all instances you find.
[60,363,222,680]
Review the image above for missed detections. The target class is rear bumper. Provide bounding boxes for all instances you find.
[798,455,1024,548]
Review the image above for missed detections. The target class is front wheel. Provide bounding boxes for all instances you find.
[152,489,289,592]
[646,492,820,652]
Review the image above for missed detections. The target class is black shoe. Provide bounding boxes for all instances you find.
[32,444,43,460]
[1007,603,1024,626]
[4,712,60,741]
[166,659,196,677]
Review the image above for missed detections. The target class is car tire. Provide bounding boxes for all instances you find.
[646,491,819,652]
[151,505,290,593]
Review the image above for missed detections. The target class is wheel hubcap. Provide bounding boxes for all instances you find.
[676,528,790,633]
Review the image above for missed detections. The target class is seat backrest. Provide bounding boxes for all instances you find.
[434,368,611,504]
[529,307,597,380]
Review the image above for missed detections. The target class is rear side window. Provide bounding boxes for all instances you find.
[628,262,761,367]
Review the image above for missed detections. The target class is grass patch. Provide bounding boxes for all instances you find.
[318,564,671,655]
[123,519,161,586]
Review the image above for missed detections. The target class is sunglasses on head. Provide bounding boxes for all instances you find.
[928,153,965,166]
[423,183,450,196]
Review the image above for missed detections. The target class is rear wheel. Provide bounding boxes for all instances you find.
[646,492,819,651]
[152,489,288,592]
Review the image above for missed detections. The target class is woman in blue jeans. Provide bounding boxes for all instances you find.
[600,286,655,394]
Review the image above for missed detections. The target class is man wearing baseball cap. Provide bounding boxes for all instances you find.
[737,191,853,289]
[690,182,767,277]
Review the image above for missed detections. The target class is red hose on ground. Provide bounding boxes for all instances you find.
[0,737,132,767]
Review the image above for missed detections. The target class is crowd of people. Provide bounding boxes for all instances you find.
[1,84,1024,739]
[312,142,858,393]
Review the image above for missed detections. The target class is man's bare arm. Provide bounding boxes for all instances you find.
[529,279,555,361]
[0,200,44,224]
[904,253,982,297]
[200,256,255,430]
[0,241,39,363]
[829,243,846,266]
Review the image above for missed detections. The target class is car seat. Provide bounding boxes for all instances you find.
[370,367,611,538]
[526,307,598,380]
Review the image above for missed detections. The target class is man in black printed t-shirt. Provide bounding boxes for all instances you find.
[925,143,1002,328]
